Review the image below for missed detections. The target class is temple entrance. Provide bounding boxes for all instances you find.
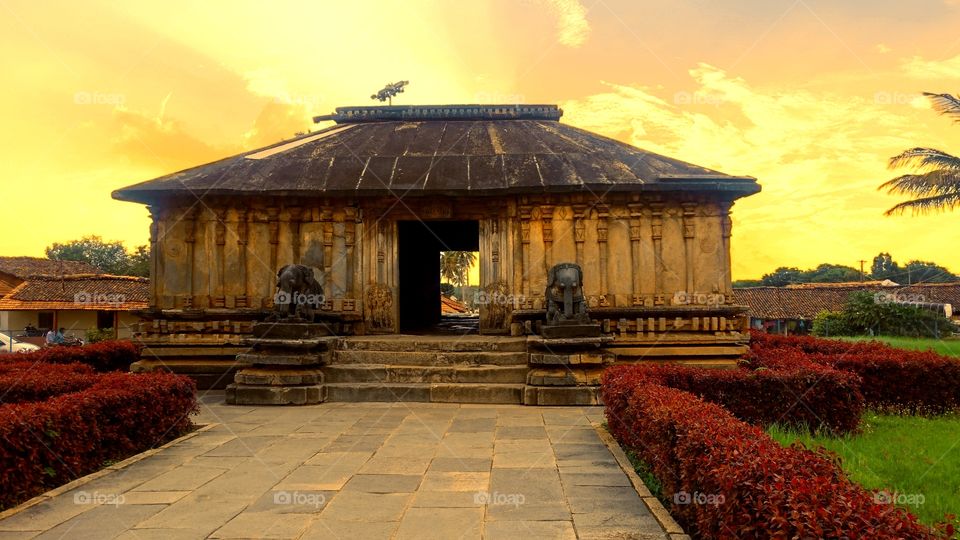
[398,220,479,333]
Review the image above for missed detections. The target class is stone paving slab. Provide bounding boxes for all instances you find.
[0,391,675,539]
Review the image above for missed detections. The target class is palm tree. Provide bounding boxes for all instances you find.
[880,92,960,215]
[439,251,477,299]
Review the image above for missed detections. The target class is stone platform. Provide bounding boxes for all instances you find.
[0,394,685,539]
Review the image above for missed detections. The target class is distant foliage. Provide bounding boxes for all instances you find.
[46,235,149,277]
[735,252,957,287]
[811,291,956,338]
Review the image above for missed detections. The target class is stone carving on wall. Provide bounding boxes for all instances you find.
[545,263,589,325]
[480,280,512,331]
[366,283,394,331]
[270,264,325,321]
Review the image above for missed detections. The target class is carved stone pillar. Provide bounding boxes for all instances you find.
[650,202,664,303]
[147,206,161,308]
[682,202,697,296]
[179,207,199,309]
[322,207,334,292]
[519,204,532,302]
[721,202,734,298]
[628,202,643,305]
[214,207,227,307]
[236,208,249,308]
[572,204,587,267]
[540,204,554,271]
[344,207,358,300]
[596,204,610,306]
[289,206,303,263]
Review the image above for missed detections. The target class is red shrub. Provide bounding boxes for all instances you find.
[0,368,99,403]
[13,340,141,372]
[0,372,197,509]
[749,331,960,414]
[603,375,942,539]
[0,361,94,375]
[602,364,863,434]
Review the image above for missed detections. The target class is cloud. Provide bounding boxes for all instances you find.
[560,64,944,276]
[110,103,229,172]
[903,53,960,79]
[544,0,591,47]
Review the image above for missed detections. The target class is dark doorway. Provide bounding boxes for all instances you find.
[398,220,479,333]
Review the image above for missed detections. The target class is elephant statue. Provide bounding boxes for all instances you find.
[545,262,589,325]
[272,264,325,321]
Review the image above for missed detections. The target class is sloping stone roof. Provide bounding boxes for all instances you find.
[0,274,149,311]
[113,104,759,203]
[0,257,100,279]
[734,283,960,320]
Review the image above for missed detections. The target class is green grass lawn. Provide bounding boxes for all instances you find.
[837,335,960,357]
[769,413,960,527]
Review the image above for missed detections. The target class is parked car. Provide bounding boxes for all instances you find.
[0,333,41,353]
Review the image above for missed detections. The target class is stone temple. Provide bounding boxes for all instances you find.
[113,104,760,404]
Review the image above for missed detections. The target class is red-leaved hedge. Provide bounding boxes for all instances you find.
[601,369,943,539]
[749,331,960,415]
[0,366,99,403]
[12,340,142,372]
[0,371,197,509]
[610,364,864,434]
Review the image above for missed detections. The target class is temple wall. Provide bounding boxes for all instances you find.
[146,193,740,336]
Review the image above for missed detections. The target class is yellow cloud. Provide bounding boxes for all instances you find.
[543,0,591,47]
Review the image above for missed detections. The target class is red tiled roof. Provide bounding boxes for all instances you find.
[0,274,149,311]
[733,283,960,320]
[440,294,469,314]
[0,257,100,279]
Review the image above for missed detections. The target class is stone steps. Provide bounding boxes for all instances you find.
[324,382,525,404]
[340,335,527,353]
[324,364,528,384]
[333,350,528,366]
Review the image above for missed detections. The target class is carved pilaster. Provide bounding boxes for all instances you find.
[147,206,161,308]
[519,204,532,302]
[236,208,249,308]
[289,206,302,263]
[682,202,697,296]
[344,206,358,299]
[572,204,587,266]
[651,202,664,295]
[721,202,734,298]
[214,208,227,305]
[183,207,198,309]
[628,202,643,305]
[321,207,334,292]
[540,204,554,271]
[596,204,610,306]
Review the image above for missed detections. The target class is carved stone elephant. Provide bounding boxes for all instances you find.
[274,264,325,321]
[545,262,588,325]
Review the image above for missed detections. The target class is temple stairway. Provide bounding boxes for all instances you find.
[323,335,529,404]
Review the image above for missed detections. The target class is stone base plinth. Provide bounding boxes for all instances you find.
[225,383,325,405]
[540,323,601,339]
[523,385,600,405]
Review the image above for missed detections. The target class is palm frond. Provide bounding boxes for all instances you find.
[879,169,960,197]
[923,92,960,121]
[888,147,960,170]
[884,192,960,216]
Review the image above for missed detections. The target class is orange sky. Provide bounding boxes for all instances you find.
[2,0,959,279]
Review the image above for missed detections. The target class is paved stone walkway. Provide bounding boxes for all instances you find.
[0,392,674,539]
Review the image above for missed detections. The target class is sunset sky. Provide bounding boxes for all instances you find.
[2,0,959,279]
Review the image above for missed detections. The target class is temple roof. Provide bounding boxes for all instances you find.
[113,104,759,203]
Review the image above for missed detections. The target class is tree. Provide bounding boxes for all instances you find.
[901,260,957,284]
[759,267,805,287]
[46,236,150,277]
[870,252,900,280]
[880,92,960,215]
[439,251,476,298]
[806,263,861,283]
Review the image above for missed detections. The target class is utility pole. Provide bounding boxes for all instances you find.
[858,260,867,282]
